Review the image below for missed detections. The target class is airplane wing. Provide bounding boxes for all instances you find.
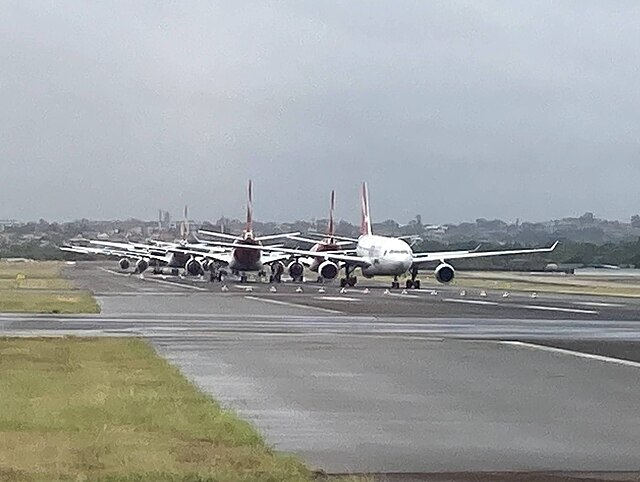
[197,240,372,268]
[61,245,169,263]
[255,232,301,242]
[411,244,481,259]
[307,232,359,243]
[262,252,294,264]
[89,240,156,253]
[197,230,242,241]
[412,241,559,266]
[288,235,353,246]
[166,247,233,265]
[60,245,101,254]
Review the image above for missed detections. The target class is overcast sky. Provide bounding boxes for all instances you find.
[2,1,639,225]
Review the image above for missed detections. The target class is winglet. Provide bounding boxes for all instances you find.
[360,182,372,236]
[550,240,559,251]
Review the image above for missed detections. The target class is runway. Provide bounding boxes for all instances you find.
[3,262,639,476]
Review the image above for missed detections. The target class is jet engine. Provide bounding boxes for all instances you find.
[318,260,339,280]
[118,258,130,270]
[135,258,149,273]
[185,258,205,276]
[434,263,455,283]
[288,260,304,279]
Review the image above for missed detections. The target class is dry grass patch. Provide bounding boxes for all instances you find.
[0,337,311,481]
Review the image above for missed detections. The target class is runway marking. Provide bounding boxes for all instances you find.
[385,293,422,299]
[502,341,640,369]
[443,298,499,306]
[316,296,361,302]
[574,301,624,308]
[99,267,133,277]
[100,267,207,291]
[511,304,598,315]
[142,277,207,291]
[243,296,343,314]
[443,298,598,314]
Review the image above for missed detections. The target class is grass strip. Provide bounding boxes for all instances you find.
[0,261,99,313]
[0,337,311,481]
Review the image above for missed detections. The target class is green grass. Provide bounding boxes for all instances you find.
[0,337,312,482]
[0,261,99,313]
[453,272,640,298]
[372,271,640,298]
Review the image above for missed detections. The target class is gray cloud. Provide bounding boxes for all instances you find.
[1,1,639,225]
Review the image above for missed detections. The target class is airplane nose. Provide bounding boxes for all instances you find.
[403,254,413,270]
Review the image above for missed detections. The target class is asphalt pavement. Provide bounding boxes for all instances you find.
[4,261,638,478]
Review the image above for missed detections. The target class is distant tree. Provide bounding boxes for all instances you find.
[579,212,595,225]
[631,215,640,228]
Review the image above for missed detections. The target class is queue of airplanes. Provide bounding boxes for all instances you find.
[60,181,558,289]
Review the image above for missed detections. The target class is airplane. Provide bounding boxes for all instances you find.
[59,244,163,274]
[204,182,559,288]
[84,205,225,276]
[275,190,355,282]
[196,180,301,283]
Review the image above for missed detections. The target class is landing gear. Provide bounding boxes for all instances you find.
[270,263,284,284]
[240,274,248,283]
[210,267,227,282]
[391,275,400,289]
[339,265,357,287]
[405,267,420,289]
[339,277,357,287]
[258,270,266,278]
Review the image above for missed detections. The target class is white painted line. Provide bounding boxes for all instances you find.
[502,341,640,369]
[513,304,598,315]
[316,296,361,302]
[443,297,599,314]
[385,293,422,299]
[244,296,343,314]
[574,301,624,308]
[443,298,499,306]
[143,277,207,291]
[100,267,206,291]
[99,267,132,277]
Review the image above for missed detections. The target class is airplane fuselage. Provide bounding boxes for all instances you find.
[229,239,264,272]
[356,234,413,277]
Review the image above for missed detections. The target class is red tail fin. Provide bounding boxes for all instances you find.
[180,205,189,240]
[360,182,372,236]
[245,180,253,235]
[328,190,336,242]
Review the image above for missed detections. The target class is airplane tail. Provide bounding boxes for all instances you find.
[328,190,336,243]
[360,182,372,236]
[245,180,253,235]
[180,205,189,241]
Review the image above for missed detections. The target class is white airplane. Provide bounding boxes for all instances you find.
[196,180,301,283]
[59,244,164,274]
[205,182,559,288]
[86,206,229,276]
